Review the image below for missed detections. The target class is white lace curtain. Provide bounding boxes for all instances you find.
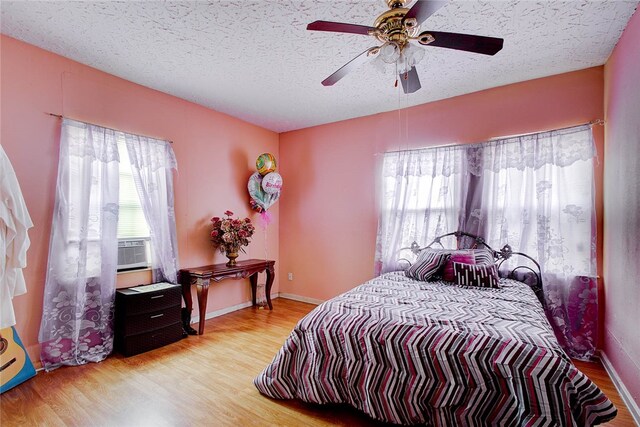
[375,124,599,359]
[39,119,178,371]
[125,135,179,284]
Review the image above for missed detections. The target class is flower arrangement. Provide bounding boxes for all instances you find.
[210,211,255,265]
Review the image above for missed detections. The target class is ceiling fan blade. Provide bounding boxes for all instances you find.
[403,0,448,25]
[321,48,378,86]
[307,20,375,36]
[399,67,421,94]
[420,31,504,55]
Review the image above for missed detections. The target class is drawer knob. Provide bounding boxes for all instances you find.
[150,295,165,299]
[150,314,164,319]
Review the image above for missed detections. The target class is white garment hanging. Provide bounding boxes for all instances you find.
[0,144,33,328]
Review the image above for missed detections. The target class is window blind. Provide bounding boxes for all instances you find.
[117,138,150,239]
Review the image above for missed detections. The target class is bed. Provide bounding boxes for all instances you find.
[254,233,617,426]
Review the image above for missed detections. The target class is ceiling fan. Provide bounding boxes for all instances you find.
[307,0,504,94]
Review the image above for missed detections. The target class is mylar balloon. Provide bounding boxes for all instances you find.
[256,153,277,176]
[248,172,280,212]
[261,172,283,194]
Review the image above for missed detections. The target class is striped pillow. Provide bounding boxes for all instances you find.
[453,262,500,288]
[473,248,496,266]
[406,250,451,282]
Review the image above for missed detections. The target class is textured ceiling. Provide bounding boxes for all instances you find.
[1,1,638,132]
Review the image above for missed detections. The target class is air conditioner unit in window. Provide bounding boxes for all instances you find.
[117,239,150,271]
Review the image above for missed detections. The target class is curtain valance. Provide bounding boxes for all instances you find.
[383,124,595,177]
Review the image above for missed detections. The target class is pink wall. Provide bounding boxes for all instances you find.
[1,31,623,388]
[603,9,640,409]
[0,35,280,364]
[279,67,606,319]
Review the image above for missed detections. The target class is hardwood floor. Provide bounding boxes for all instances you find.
[0,298,635,426]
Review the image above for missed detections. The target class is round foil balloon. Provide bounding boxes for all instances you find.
[261,172,283,194]
[256,153,277,176]
[248,172,280,212]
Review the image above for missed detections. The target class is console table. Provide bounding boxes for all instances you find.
[179,259,275,335]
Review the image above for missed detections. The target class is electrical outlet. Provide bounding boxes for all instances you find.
[288,272,293,281]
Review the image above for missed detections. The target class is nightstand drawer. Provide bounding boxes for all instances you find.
[116,284,182,315]
[118,322,183,357]
[121,307,181,337]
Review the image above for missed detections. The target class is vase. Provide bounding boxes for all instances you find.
[225,249,239,267]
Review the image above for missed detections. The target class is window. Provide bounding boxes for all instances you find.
[117,139,150,240]
[64,134,151,274]
[376,149,466,272]
[380,172,462,247]
[376,126,596,276]
[116,138,151,271]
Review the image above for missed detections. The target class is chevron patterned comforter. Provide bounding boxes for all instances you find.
[255,272,617,426]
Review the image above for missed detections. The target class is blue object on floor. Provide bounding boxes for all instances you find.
[1,326,37,394]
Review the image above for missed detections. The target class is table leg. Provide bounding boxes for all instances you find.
[265,266,274,310]
[249,273,257,307]
[180,275,197,335]
[196,278,210,335]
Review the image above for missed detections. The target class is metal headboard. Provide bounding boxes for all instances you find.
[401,231,544,305]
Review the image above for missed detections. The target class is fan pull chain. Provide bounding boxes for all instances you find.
[394,59,398,88]
[405,87,410,152]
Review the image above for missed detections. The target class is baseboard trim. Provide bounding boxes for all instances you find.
[278,293,323,305]
[190,294,280,324]
[599,351,640,425]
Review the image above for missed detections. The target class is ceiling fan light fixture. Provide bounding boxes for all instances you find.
[396,43,425,74]
[380,42,401,63]
[404,43,425,66]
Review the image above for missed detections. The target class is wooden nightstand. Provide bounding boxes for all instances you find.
[115,283,184,356]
